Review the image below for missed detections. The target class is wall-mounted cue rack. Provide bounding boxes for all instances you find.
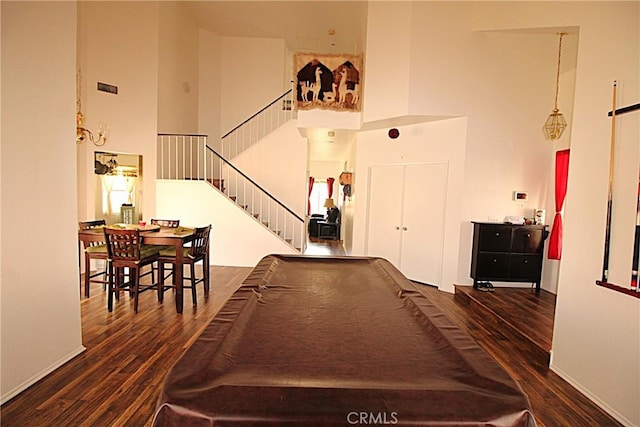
[597,80,640,297]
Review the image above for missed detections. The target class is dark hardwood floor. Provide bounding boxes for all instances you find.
[453,285,555,368]
[417,283,621,427]
[304,236,346,256]
[0,243,621,426]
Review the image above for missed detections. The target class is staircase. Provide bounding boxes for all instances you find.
[221,89,295,160]
[157,133,305,252]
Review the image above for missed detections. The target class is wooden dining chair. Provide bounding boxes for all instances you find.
[158,225,211,306]
[103,227,162,313]
[79,219,109,298]
[150,218,181,281]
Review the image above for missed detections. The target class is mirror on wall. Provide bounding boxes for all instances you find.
[94,151,143,224]
[597,92,640,297]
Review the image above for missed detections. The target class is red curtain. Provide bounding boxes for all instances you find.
[548,149,570,260]
[327,177,335,199]
[308,176,315,215]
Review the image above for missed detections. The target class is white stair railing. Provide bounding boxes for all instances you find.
[158,133,305,252]
[221,89,296,159]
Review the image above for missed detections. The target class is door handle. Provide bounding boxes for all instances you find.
[395,226,400,230]
[402,227,408,231]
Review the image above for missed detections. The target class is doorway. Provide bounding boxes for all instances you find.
[94,151,143,224]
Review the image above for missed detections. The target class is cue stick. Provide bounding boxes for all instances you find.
[632,177,639,290]
[602,81,617,283]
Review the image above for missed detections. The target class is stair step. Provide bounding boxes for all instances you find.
[207,178,225,192]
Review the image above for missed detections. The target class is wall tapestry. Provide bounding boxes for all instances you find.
[294,52,363,112]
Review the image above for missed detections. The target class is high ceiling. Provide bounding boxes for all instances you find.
[182,1,368,54]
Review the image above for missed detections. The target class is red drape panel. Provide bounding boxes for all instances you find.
[327,177,335,199]
[308,176,315,215]
[548,149,570,260]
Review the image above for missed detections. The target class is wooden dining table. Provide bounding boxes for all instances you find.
[78,225,199,314]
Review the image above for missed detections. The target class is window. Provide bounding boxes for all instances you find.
[101,175,136,216]
[309,181,329,215]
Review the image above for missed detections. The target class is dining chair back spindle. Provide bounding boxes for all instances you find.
[158,225,211,306]
[150,218,181,281]
[103,227,162,313]
[79,219,109,298]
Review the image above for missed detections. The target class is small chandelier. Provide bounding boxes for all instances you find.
[542,32,568,140]
[76,112,109,146]
[76,68,109,146]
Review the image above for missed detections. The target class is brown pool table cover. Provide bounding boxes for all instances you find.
[153,255,536,426]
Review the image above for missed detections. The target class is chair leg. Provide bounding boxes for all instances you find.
[203,255,210,295]
[191,263,197,306]
[84,253,91,298]
[157,261,164,303]
[102,260,109,291]
[133,267,140,313]
[107,263,115,312]
[115,268,123,301]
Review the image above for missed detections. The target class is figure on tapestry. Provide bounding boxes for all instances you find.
[294,53,363,112]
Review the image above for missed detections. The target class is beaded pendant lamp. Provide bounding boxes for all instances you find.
[543,33,568,140]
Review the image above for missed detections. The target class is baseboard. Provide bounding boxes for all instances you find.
[550,363,636,427]
[0,345,86,405]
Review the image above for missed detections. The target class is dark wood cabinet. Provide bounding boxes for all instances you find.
[470,222,547,291]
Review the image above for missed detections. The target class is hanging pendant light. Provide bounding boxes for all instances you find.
[543,32,568,140]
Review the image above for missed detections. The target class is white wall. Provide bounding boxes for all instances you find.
[157,1,200,134]
[231,121,307,218]
[198,28,222,151]
[77,1,159,224]
[352,118,467,294]
[358,5,638,423]
[361,2,570,293]
[220,37,288,135]
[1,1,84,402]
[472,3,640,426]
[460,30,575,290]
[342,139,358,254]
[362,2,412,122]
[309,161,342,184]
[156,180,297,266]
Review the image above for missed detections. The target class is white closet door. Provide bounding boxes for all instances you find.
[400,163,448,286]
[366,166,404,267]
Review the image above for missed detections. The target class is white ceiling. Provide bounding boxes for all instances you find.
[182,1,368,54]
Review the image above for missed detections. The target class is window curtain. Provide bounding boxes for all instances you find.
[327,177,335,199]
[125,177,136,204]
[548,149,570,260]
[101,175,114,216]
[308,176,315,215]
